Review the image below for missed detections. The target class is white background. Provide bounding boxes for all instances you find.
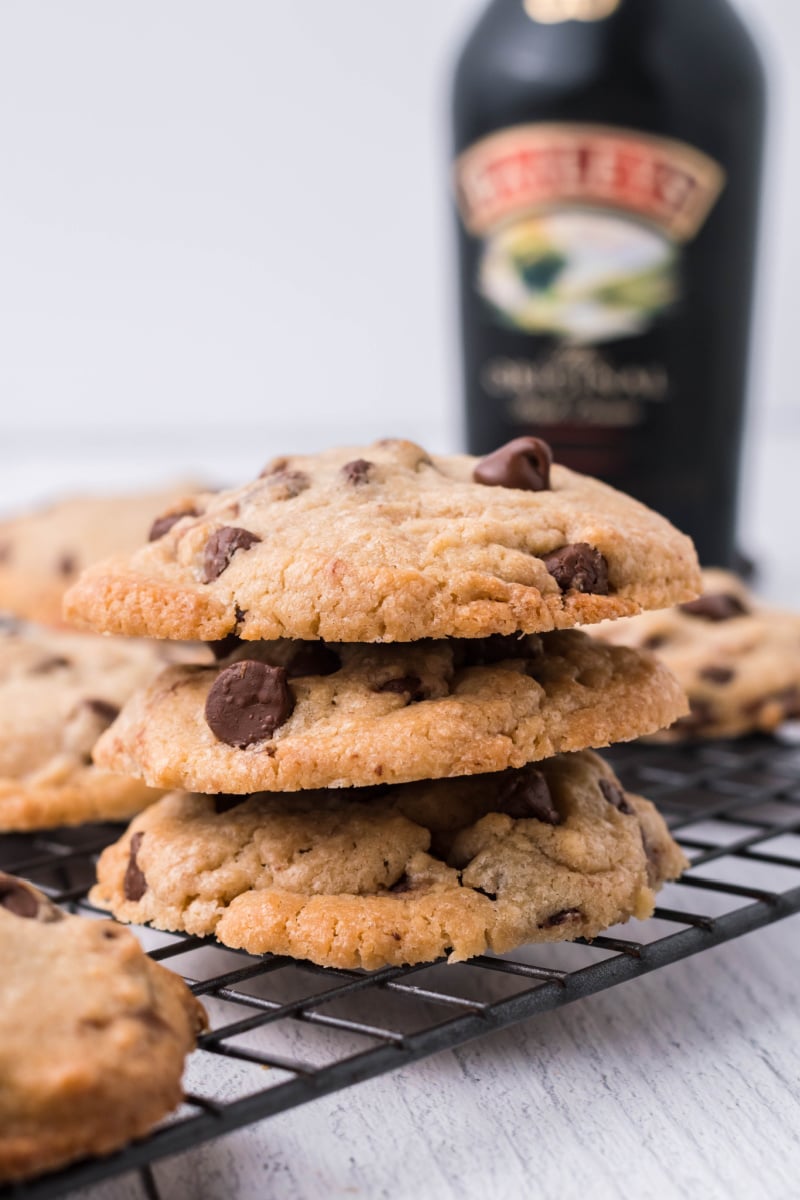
[0,0,796,590]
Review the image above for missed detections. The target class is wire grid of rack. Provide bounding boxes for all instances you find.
[3,734,800,1200]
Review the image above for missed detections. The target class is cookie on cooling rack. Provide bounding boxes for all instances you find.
[0,625,164,830]
[594,569,800,739]
[63,437,700,643]
[93,629,687,794]
[91,750,687,970]
[0,873,206,1184]
[0,484,206,628]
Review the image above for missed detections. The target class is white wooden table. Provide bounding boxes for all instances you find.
[2,426,796,1200]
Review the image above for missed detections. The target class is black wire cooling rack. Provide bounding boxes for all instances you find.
[3,734,800,1200]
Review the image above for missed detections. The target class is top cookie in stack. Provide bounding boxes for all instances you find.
[64,437,700,644]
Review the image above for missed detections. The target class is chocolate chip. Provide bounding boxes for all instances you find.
[149,507,198,541]
[234,604,248,630]
[461,634,531,666]
[213,794,249,814]
[643,634,669,651]
[473,437,553,491]
[0,876,43,919]
[679,593,748,621]
[286,644,342,678]
[699,665,735,685]
[124,832,147,902]
[268,470,310,500]
[495,765,561,824]
[57,553,77,577]
[30,655,71,674]
[543,544,609,594]
[203,526,262,583]
[599,777,633,815]
[259,456,290,477]
[540,908,582,928]
[84,698,120,727]
[209,634,242,661]
[341,459,373,485]
[205,660,295,747]
[375,675,427,703]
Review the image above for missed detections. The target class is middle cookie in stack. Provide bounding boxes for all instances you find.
[65,437,699,969]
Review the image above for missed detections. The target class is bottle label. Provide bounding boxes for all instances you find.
[523,0,620,22]
[455,123,724,344]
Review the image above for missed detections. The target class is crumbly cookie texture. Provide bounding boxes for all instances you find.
[63,439,701,643]
[91,750,687,970]
[0,873,206,1184]
[0,627,165,831]
[593,569,800,740]
[0,484,203,628]
[94,630,687,793]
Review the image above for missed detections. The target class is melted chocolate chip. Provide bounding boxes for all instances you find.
[375,675,427,703]
[203,527,262,583]
[205,660,295,747]
[679,593,748,622]
[286,644,342,678]
[268,469,310,500]
[699,665,735,685]
[124,832,147,902]
[599,777,633,815]
[84,698,120,726]
[30,655,71,675]
[57,553,77,577]
[149,508,198,541]
[541,908,582,928]
[341,459,373,485]
[213,794,249,814]
[495,765,561,825]
[473,437,553,492]
[543,544,609,594]
[209,634,243,661]
[0,876,43,918]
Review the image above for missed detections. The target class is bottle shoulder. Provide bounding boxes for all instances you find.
[452,0,765,147]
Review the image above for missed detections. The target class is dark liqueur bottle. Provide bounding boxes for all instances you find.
[452,0,766,565]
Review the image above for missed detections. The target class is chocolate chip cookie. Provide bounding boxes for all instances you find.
[93,630,687,793]
[0,873,206,1184]
[593,569,800,739]
[63,439,700,643]
[0,626,164,830]
[90,750,687,969]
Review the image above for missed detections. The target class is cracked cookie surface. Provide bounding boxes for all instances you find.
[594,569,800,739]
[94,630,687,793]
[0,484,201,627]
[91,750,687,969]
[0,873,206,1184]
[64,439,700,643]
[0,626,165,830]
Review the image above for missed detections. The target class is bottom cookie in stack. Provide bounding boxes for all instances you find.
[91,750,686,971]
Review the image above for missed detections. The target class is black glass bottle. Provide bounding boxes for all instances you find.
[452,0,766,565]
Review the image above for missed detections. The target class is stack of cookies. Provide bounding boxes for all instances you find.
[63,437,700,970]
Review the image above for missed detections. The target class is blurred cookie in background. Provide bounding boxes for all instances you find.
[0,624,165,830]
[593,569,800,740]
[0,484,207,628]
